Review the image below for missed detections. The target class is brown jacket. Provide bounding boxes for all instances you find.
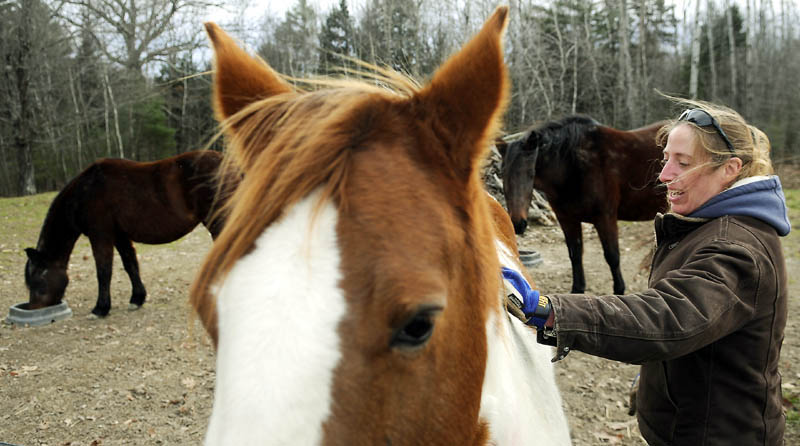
[544,213,787,445]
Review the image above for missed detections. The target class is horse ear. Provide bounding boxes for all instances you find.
[495,138,508,157]
[523,132,538,151]
[25,247,43,265]
[204,22,294,122]
[416,6,509,177]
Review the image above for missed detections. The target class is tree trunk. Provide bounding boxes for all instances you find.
[638,0,649,123]
[706,0,718,100]
[745,0,755,116]
[180,75,188,154]
[781,0,789,50]
[726,0,738,103]
[584,3,603,111]
[571,3,578,114]
[550,3,567,107]
[14,1,36,196]
[128,102,136,160]
[604,0,620,123]
[103,77,112,157]
[104,68,124,158]
[618,0,635,126]
[68,68,84,175]
[0,134,12,196]
[689,0,702,98]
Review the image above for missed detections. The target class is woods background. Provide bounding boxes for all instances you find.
[1,0,798,197]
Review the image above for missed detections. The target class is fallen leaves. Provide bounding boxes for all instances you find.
[181,376,196,390]
[8,364,38,376]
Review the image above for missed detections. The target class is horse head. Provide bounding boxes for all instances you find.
[191,7,517,445]
[24,247,68,309]
[500,132,540,234]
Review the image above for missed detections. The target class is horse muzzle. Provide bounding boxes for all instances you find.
[512,218,528,235]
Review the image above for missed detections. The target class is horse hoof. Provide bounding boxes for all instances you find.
[128,303,142,311]
[86,313,100,320]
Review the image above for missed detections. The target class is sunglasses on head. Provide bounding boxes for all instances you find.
[678,109,735,154]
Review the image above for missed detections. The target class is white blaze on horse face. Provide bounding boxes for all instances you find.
[205,190,345,445]
[478,240,571,445]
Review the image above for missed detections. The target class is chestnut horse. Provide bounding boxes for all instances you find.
[190,7,571,445]
[498,116,667,295]
[25,150,227,317]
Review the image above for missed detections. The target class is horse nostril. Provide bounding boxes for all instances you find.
[513,219,528,235]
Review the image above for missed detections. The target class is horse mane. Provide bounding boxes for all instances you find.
[503,114,599,177]
[34,164,98,258]
[191,74,423,342]
[528,115,600,162]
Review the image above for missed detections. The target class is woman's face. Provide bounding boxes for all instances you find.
[659,124,733,216]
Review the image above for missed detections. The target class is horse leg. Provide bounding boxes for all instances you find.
[595,215,625,295]
[89,237,114,317]
[559,218,586,294]
[115,237,147,309]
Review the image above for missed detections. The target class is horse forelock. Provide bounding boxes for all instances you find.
[529,115,599,165]
[193,87,388,341]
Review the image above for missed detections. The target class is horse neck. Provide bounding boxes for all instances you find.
[478,240,571,444]
[533,146,564,189]
[36,191,81,267]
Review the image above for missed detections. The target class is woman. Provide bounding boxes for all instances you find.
[509,101,790,445]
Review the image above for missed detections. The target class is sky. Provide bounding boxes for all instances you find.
[203,0,347,25]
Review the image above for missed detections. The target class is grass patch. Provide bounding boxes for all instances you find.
[783,189,800,262]
[786,392,800,425]
[785,189,800,213]
[0,190,207,270]
[0,192,57,271]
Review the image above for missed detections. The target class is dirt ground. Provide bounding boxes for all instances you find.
[1,200,798,444]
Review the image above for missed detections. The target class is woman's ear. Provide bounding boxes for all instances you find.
[724,156,743,181]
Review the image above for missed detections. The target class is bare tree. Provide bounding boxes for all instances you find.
[12,0,37,195]
[706,0,717,99]
[3,0,69,195]
[59,0,215,162]
[618,0,636,126]
[583,1,604,114]
[103,67,124,158]
[744,0,754,115]
[62,0,215,76]
[725,0,738,102]
[638,0,650,123]
[689,0,702,98]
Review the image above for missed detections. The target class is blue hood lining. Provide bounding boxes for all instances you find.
[689,175,791,236]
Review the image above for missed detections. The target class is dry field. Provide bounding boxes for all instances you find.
[1,186,798,445]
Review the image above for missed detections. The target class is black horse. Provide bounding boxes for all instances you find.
[24,150,229,317]
[498,115,667,294]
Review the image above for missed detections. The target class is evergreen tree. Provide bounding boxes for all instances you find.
[157,56,218,154]
[356,0,421,74]
[124,95,176,161]
[318,0,354,75]
[273,0,320,77]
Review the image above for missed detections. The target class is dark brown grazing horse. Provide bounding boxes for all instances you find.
[498,115,667,294]
[25,150,228,317]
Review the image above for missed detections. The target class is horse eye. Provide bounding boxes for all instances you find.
[391,310,438,350]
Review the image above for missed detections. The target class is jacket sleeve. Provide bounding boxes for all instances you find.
[544,240,765,364]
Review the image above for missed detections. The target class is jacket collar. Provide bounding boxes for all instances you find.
[654,212,709,245]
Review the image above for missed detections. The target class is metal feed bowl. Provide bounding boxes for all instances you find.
[519,250,543,268]
[5,301,73,327]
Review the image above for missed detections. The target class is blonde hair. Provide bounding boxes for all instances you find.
[655,96,773,181]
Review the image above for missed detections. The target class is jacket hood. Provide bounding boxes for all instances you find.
[689,175,791,236]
